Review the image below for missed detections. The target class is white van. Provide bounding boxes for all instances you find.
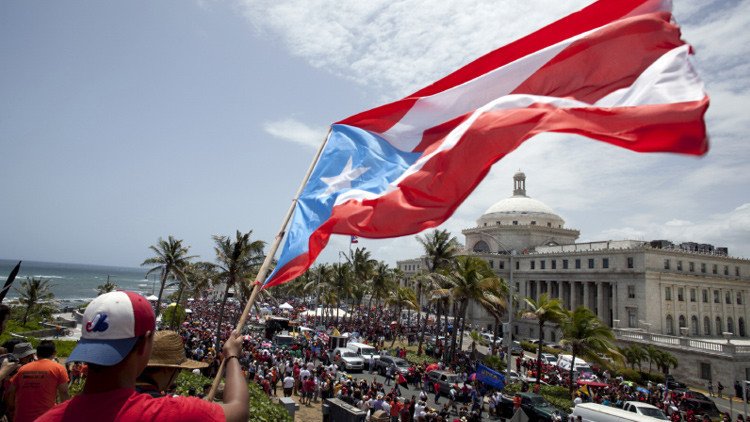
[346,342,380,368]
[572,403,668,422]
[557,354,590,372]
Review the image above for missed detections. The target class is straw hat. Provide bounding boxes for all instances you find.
[148,331,208,369]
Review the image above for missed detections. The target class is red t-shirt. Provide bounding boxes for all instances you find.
[37,388,224,422]
[11,359,69,422]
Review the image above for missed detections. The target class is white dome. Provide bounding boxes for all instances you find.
[484,195,557,216]
[476,171,565,228]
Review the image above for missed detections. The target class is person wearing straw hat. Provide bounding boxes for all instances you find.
[37,291,248,422]
[136,331,208,398]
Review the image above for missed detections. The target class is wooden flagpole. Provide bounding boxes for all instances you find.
[206,129,332,401]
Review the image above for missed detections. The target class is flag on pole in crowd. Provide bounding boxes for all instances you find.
[350,235,359,244]
[263,0,709,289]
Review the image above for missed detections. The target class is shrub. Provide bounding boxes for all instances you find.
[640,371,665,384]
[502,382,572,412]
[247,382,293,422]
[520,341,564,356]
[404,351,438,366]
[618,368,642,384]
[173,371,293,422]
[483,355,506,371]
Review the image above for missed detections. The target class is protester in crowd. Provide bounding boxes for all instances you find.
[7,341,68,422]
[135,330,208,397]
[37,291,248,422]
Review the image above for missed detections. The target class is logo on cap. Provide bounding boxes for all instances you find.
[85,312,110,333]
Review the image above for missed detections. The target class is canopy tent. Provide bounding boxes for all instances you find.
[279,302,294,310]
[145,295,158,301]
[302,308,349,318]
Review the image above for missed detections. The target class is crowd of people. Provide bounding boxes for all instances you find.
[0,292,747,421]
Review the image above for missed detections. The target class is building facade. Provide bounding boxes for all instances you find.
[398,172,750,343]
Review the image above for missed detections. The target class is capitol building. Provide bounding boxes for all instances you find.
[398,172,750,385]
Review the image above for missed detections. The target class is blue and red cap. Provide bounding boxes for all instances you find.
[68,290,155,366]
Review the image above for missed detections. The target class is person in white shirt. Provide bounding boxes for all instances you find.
[283,375,295,397]
[414,400,426,416]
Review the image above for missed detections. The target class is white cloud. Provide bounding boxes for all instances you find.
[235,0,591,94]
[262,118,328,149]
[593,204,750,257]
[234,0,750,265]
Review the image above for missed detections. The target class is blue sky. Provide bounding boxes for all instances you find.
[1,0,748,268]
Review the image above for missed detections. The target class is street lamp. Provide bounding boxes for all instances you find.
[475,232,516,379]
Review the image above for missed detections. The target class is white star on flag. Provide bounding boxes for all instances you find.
[319,156,369,198]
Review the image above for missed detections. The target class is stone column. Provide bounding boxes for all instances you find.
[597,282,607,323]
[583,282,591,311]
[612,283,619,322]
[571,282,579,309]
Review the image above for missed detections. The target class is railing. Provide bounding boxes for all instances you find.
[614,328,750,356]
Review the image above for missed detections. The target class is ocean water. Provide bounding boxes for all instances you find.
[0,259,159,305]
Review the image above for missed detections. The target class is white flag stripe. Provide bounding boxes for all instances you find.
[380,1,673,153]
[394,44,705,185]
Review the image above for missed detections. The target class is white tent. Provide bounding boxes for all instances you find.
[279,302,294,310]
[303,308,349,318]
[146,295,158,301]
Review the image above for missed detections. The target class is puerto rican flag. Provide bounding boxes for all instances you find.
[264,0,709,288]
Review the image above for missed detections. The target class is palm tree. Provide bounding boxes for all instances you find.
[560,306,620,393]
[387,287,418,347]
[469,330,484,354]
[169,261,215,329]
[142,236,196,318]
[369,262,395,325]
[329,263,353,326]
[15,277,54,324]
[620,345,647,371]
[644,345,660,373]
[303,264,332,325]
[523,293,566,387]
[446,256,505,359]
[96,276,118,296]
[476,279,509,356]
[345,247,376,323]
[212,230,266,349]
[653,349,678,375]
[416,229,460,355]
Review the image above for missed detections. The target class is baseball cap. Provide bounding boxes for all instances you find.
[68,291,155,366]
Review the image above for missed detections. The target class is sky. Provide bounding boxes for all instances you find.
[1,0,748,270]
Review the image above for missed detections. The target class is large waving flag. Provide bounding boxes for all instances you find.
[264,0,709,288]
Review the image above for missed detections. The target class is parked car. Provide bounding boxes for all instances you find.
[557,354,590,372]
[665,374,686,389]
[667,398,720,422]
[503,369,520,382]
[515,392,568,422]
[509,341,524,355]
[622,401,668,420]
[427,370,471,396]
[330,347,365,372]
[346,342,380,368]
[481,332,498,344]
[374,355,410,376]
[540,353,557,366]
